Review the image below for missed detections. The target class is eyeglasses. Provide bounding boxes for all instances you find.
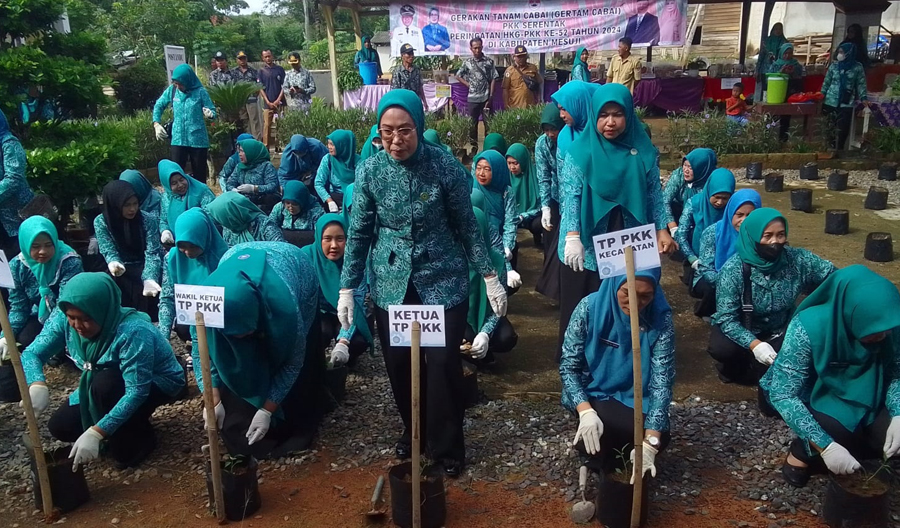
[378,127,417,142]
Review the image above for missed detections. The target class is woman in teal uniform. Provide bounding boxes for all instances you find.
[473,150,521,291]
[158,159,215,245]
[119,170,162,220]
[507,143,542,249]
[0,111,35,260]
[534,104,566,301]
[661,147,717,232]
[206,192,285,246]
[225,139,280,213]
[314,130,359,212]
[269,180,323,247]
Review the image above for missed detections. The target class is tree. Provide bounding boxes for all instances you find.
[110,0,198,61]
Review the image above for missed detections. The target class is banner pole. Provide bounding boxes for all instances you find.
[624,246,644,528]
[196,311,227,525]
[411,321,422,528]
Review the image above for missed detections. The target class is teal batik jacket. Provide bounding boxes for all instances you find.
[694,224,718,287]
[535,134,558,207]
[713,247,835,349]
[152,84,216,148]
[674,199,700,263]
[661,167,698,226]
[159,187,214,234]
[340,146,496,310]
[226,162,279,201]
[268,202,323,231]
[220,215,285,247]
[821,62,868,109]
[94,212,163,284]
[0,136,35,237]
[3,252,82,338]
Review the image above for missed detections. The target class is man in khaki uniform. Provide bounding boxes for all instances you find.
[607,37,642,93]
[503,45,543,109]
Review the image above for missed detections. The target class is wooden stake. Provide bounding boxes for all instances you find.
[196,312,227,525]
[0,300,55,522]
[411,321,422,528]
[624,247,644,528]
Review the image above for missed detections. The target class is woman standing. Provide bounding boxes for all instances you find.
[507,143,543,248]
[201,242,324,457]
[226,138,280,213]
[338,90,507,477]
[0,111,35,261]
[94,180,162,319]
[206,192,285,246]
[158,160,215,245]
[674,168,735,289]
[820,43,868,150]
[473,150,521,290]
[557,83,675,356]
[710,208,834,389]
[662,148,717,230]
[762,266,900,487]
[535,104,566,301]
[119,170,162,220]
[570,47,591,83]
[152,64,217,184]
[301,214,372,368]
[769,44,804,141]
[759,23,787,87]
[839,24,870,69]
[0,217,82,355]
[315,130,359,212]
[560,268,675,478]
[551,81,599,167]
[354,36,383,78]
[21,273,186,469]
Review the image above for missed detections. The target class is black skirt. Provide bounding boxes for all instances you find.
[535,202,561,301]
[112,261,159,322]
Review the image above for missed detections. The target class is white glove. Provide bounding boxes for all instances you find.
[246,408,272,445]
[203,401,225,431]
[752,342,778,366]
[160,230,174,245]
[630,442,659,484]
[564,235,585,272]
[69,427,103,471]
[153,122,168,140]
[327,201,339,213]
[669,226,678,238]
[337,289,355,330]
[330,342,350,366]
[484,275,508,317]
[236,184,255,194]
[573,408,603,455]
[142,280,162,298]
[884,416,900,458]
[21,384,50,418]
[690,259,700,271]
[506,270,522,289]
[504,247,513,262]
[202,107,215,119]
[108,261,126,277]
[821,442,861,475]
[469,332,490,359]
[541,206,553,231]
[0,337,8,362]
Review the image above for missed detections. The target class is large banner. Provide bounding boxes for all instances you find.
[389,0,687,57]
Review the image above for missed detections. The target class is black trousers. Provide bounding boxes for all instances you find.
[47,369,177,467]
[248,193,282,215]
[690,277,716,318]
[281,229,315,249]
[468,99,490,145]
[708,324,785,388]
[790,407,893,466]
[170,145,208,184]
[464,316,518,356]
[778,116,792,142]
[823,104,854,150]
[320,311,370,367]
[557,261,601,362]
[573,399,671,474]
[535,201,561,301]
[375,284,469,465]
[518,216,543,247]
[109,261,159,322]
[16,316,43,350]
[219,317,325,459]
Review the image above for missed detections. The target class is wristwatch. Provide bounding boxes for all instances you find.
[644,435,661,448]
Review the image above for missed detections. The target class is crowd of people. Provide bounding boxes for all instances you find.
[0,28,896,508]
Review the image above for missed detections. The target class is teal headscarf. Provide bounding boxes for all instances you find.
[168,208,228,287]
[376,89,438,159]
[356,36,379,63]
[342,183,355,226]
[206,192,266,245]
[689,168,735,254]
[172,64,202,91]
[283,180,313,212]
[119,170,160,213]
[551,81,600,158]
[158,159,212,230]
[683,147,718,191]
[540,103,565,131]
[58,273,149,430]
[714,189,762,271]
[468,205,508,332]
[17,216,78,322]
[771,43,801,73]
[326,130,360,186]
[472,150,510,225]
[737,208,788,274]
[300,214,372,344]
[570,83,658,238]
[359,125,382,161]
[238,139,270,170]
[763,23,787,61]
[230,133,254,165]
[482,133,508,155]
[423,129,452,154]
[506,143,540,216]
[203,248,296,412]
[584,267,671,412]
[796,265,900,432]
[572,46,590,82]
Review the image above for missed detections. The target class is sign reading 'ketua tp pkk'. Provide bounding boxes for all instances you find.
[592,224,661,279]
[174,284,225,328]
[387,305,446,347]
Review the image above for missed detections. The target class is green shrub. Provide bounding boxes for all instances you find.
[424,113,472,153]
[337,68,363,92]
[207,81,263,127]
[867,126,900,154]
[109,110,171,169]
[667,111,783,155]
[485,106,543,151]
[115,60,169,113]
[275,99,376,152]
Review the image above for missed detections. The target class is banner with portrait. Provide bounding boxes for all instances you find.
[388,0,688,57]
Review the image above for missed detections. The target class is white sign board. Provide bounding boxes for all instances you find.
[0,251,14,289]
[592,224,661,280]
[164,45,187,84]
[720,78,742,90]
[174,284,224,328]
[387,305,446,347]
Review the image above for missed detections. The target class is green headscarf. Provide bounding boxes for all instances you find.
[763,23,787,59]
[506,143,540,216]
[771,43,801,73]
[206,192,266,245]
[119,170,160,213]
[796,265,900,432]
[158,159,212,230]
[299,214,372,344]
[569,83,658,239]
[683,147,718,191]
[326,130,360,186]
[172,64,202,91]
[203,248,295,413]
[17,216,78,322]
[356,36,379,63]
[282,180,313,213]
[482,133,508,155]
[58,273,149,430]
[468,204,508,332]
[540,103,565,131]
[689,168,735,254]
[423,129,452,154]
[169,208,228,287]
[737,208,788,274]
[359,125,382,161]
[376,89,439,159]
[238,139,270,170]
[572,46,590,82]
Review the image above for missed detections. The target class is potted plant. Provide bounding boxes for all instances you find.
[388,461,447,528]
[205,454,262,521]
[822,458,893,528]
[595,447,649,528]
[30,446,90,514]
[207,81,263,138]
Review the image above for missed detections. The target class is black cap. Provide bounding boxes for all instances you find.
[214,51,227,60]
[400,43,415,55]
[514,45,528,56]
[400,4,414,16]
